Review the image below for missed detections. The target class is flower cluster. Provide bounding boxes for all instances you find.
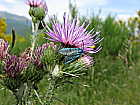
[4,55,29,78]
[1,40,51,77]
[32,43,49,67]
[46,13,103,66]
[0,1,103,104]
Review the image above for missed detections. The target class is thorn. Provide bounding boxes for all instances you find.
[62,72,79,78]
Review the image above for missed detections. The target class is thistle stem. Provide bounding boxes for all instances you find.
[31,22,39,57]
[34,89,44,105]
[46,80,56,105]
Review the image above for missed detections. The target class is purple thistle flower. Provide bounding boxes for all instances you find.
[20,47,32,62]
[33,43,49,67]
[26,0,48,12]
[4,55,29,78]
[46,13,103,54]
[79,55,94,67]
[32,42,57,67]
[0,39,9,60]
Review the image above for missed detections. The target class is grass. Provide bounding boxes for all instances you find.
[52,49,140,105]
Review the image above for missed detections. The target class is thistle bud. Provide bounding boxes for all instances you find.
[79,55,94,67]
[26,0,48,23]
[43,42,57,65]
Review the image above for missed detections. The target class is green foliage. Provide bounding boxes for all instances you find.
[69,0,78,19]
[21,64,47,83]
[2,77,22,92]
[131,41,140,63]
[10,38,31,55]
[101,16,129,56]
[80,15,130,56]
[43,46,57,65]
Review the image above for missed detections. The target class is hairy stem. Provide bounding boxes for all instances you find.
[31,22,39,57]
[46,80,56,105]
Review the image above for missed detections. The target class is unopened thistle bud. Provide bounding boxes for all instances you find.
[26,0,48,23]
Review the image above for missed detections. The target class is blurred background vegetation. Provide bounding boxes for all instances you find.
[0,2,140,105]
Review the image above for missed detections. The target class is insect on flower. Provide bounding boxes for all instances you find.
[59,48,84,56]
[59,48,84,64]
[45,13,103,65]
[59,40,97,64]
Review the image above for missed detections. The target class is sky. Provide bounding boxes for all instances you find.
[0,0,140,20]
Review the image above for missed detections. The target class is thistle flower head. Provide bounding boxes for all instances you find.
[4,55,29,78]
[26,0,48,11]
[33,43,49,67]
[46,13,103,54]
[26,0,48,22]
[79,55,94,67]
[0,39,9,60]
[20,47,32,62]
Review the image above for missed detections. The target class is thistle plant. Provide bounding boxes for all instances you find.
[0,0,103,105]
